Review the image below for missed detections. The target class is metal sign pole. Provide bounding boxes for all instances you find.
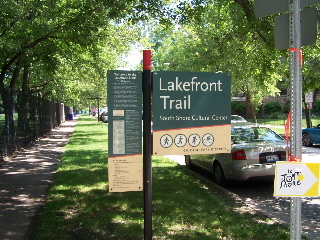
[143,50,153,240]
[289,0,302,239]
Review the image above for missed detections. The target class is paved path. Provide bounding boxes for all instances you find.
[0,119,77,240]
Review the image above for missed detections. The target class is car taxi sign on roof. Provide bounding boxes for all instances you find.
[274,162,320,197]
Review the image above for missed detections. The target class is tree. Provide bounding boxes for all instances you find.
[152,0,287,121]
[0,0,181,153]
[0,0,178,96]
[299,45,320,127]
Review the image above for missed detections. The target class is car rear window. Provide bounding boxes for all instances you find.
[232,127,283,143]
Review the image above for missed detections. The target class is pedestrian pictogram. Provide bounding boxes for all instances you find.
[174,134,187,147]
[188,134,201,147]
[160,134,173,148]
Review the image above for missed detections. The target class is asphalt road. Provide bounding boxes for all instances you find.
[166,147,320,240]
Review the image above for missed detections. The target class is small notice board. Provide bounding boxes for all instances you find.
[107,70,143,192]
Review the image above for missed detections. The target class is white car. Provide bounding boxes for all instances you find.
[185,123,287,185]
[231,115,247,123]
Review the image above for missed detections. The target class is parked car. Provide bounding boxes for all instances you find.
[91,108,98,116]
[231,115,247,123]
[302,125,320,146]
[100,111,108,123]
[185,123,287,185]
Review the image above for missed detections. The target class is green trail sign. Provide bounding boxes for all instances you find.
[153,71,231,156]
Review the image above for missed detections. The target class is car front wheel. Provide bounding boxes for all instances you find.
[213,162,227,186]
[302,132,313,147]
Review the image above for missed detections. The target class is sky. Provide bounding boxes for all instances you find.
[119,47,144,70]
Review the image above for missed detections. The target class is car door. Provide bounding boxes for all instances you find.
[307,128,320,144]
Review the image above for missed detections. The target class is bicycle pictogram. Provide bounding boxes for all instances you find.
[202,133,214,147]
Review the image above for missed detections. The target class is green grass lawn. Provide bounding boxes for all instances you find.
[28,116,296,239]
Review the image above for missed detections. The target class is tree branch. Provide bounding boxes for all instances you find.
[234,0,270,44]
[0,9,41,38]
[0,26,63,88]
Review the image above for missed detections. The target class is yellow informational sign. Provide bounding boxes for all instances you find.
[153,125,231,156]
[108,155,143,192]
[274,162,320,197]
[107,71,143,192]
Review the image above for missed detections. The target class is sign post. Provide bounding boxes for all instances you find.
[255,1,320,239]
[109,55,232,238]
[142,50,153,240]
[305,92,313,127]
[288,1,303,239]
[86,97,102,122]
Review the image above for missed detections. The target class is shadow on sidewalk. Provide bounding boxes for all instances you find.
[0,119,77,240]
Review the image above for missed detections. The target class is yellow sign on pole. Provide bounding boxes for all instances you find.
[274,162,320,197]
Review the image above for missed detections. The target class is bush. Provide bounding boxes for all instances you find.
[264,101,282,115]
[267,112,286,119]
[313,100,320,114]
[231,101,246,116]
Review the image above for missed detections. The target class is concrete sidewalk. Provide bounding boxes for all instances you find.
[0,119,77,240]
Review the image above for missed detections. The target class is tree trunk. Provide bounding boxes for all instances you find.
[0,88,18,157]
[245,89,257,123]
[18,62,32,145]
[304,106,312,128]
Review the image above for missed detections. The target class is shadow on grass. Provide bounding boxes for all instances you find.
[30,156,290,239]
[29,116,290,240]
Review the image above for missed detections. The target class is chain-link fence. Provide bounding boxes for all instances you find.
[0,88,74,160]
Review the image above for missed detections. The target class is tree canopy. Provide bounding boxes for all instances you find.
[0,0,189,107]
[151,0,319,120]
[1,0,319,114]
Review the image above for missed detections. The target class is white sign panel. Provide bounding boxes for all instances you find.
[274,162,320,197]
[305,92,313,103]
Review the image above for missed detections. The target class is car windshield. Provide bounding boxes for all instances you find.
[231,127,283,143]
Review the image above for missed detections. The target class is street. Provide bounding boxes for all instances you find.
[302,145,320,163]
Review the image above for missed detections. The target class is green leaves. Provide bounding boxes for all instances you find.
[151,0,289,119]
[0,0,173,107]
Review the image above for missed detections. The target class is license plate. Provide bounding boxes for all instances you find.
[266,155,279,162]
